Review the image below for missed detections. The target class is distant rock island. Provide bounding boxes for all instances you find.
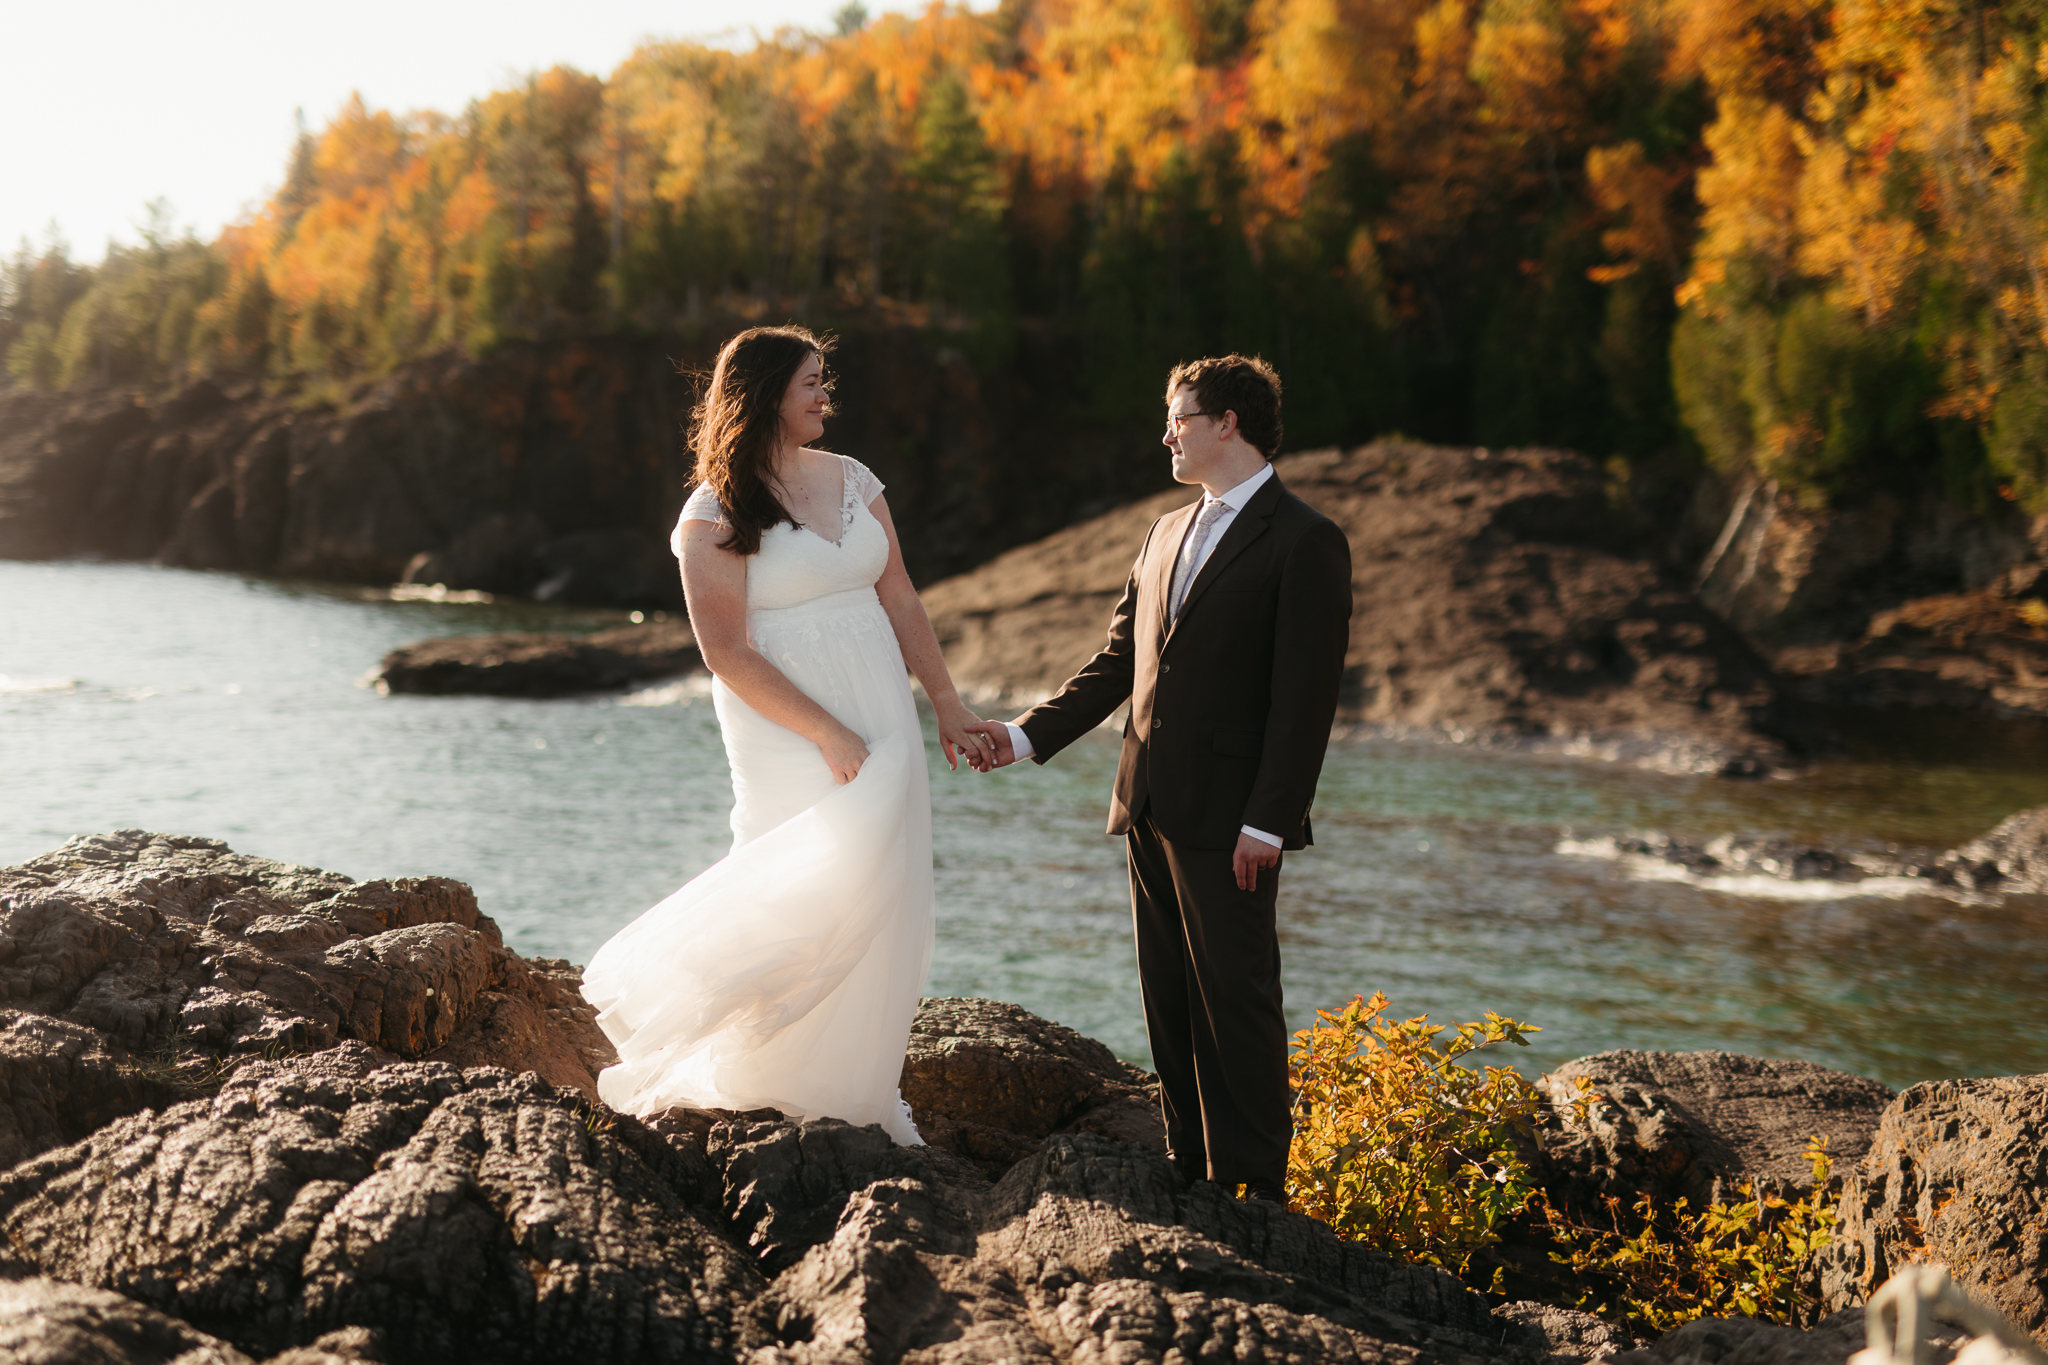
[375,619,700,697]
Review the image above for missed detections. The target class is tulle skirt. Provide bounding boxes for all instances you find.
[582,587,934,1143]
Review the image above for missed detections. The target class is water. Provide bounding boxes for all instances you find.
[6,560,2047,1087]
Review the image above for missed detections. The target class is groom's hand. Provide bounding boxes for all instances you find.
[963,721,1017,768]
[1232,833,1281,891]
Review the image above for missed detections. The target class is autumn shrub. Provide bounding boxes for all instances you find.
[1284,992,1556,1279]
[1286,993,1841,1331]
[1542,1138,1837,1332]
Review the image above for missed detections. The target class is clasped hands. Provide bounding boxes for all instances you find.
[936,704,1002,774]
[817,701,1004,783]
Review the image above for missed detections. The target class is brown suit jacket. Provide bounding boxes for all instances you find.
[1017,469,1353,851]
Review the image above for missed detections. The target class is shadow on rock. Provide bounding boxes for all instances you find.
[0,1045,761,1362]
[0,830,617,1169]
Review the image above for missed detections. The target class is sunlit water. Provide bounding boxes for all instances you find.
[6,560,2048,1087]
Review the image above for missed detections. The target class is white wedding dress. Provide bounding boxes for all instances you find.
[581,455,932,1144]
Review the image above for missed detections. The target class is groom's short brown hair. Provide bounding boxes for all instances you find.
[1165,354,1283,457]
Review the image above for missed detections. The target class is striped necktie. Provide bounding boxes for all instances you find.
[1169,499,1230,621]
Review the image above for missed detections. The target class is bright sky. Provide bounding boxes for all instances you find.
[2,0,862,263]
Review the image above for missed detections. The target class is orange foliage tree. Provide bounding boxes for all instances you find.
[1672,0,2048,508]
[33,0,2046,508]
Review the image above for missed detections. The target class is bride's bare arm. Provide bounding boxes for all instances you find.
[866,493,995,772]
[679,519,871,784]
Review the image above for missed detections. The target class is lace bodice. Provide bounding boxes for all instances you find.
[673,455,889,611]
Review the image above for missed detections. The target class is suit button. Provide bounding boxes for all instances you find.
[1152,718,1162,730]
[1162,664,1171,673]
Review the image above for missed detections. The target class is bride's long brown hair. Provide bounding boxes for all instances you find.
[688,325,836,557]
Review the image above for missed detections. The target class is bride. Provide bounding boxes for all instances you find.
[581,326,993,1145]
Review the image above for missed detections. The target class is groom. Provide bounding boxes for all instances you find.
[969,354,1352,1201]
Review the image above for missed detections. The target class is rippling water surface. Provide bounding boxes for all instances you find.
[7,560,2047,1085]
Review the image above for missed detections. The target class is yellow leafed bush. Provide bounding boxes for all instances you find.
[1542,1137,1837,1331]
[1284,991,1550,1277]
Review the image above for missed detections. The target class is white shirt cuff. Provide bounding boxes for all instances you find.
[1241,825,1282,848]
[1004,722,1036,761]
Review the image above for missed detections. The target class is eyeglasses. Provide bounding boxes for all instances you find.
[1166,410,1218,433]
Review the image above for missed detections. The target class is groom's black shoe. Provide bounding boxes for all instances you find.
[1240,1179,1285,1205]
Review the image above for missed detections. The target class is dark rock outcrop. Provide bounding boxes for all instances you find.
[1533,1050,1896,1216]
[1820,1074,2048,1338]
[0,829,615,1150]
[0,328,1173,597]
[1774,591,2048,720]
[0,1281,389,1364]
[398,521,688,610]
[1497,1302,1642,1361]
[1690,479,2046,645]
[722,1120,1598,1365]
[373,619,702,697]
[925,441,1797,774]
[1559,798,2048,899]
[0,354,692,607]
[900,996,1165,1172]
[0,1046,765,1363]
[0,1036,1616,1365]
[0,1010,172,1169]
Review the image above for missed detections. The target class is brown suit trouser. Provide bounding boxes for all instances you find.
[1126,804,1292,1189]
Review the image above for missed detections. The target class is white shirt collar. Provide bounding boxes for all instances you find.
[1205,461,1275,512]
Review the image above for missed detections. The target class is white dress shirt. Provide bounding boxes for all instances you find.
[1006,462,1284,848]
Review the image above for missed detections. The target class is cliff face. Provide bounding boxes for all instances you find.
[1688,478,2048,719]
[924,441,1795,773]
[0,326,1169,604]
[0,342,691,601]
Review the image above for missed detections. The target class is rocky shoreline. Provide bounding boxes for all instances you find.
[365,438,2048,777]
[10,335,2043,763]
[2,830,2044,1363]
